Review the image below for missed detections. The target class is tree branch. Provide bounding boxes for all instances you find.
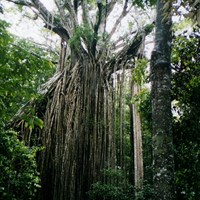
[54,1,73,38]
[105,0,116,17]
[12,43,58,64]
[64,0,78,28]
[5,0,72,41]
[91,0,103,56]
[3,0,33,6]
[99,0,117,32]
[118,24,154,60]
[31,0,54,25]
[73,0,80,14]
[108,0,132,41]
[81,0,92,28]
[106,24,154,78]
[53,0,79,38]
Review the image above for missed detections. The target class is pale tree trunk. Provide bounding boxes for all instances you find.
[132,84,143,190]
[151,0,175,199]
[130,81,144,196]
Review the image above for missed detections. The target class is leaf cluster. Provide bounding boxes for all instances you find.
[0,128,41,200]
[88,168,154,200]
[132,58,148,86]
[0,19,55,124]
[20,102,44,133]
[172,27,200,200]
[69,24,97,52]
[0,19,52,199]
[172,28,200,110]
[88,169,134,200]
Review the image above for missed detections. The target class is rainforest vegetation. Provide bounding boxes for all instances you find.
[0,0,199,199]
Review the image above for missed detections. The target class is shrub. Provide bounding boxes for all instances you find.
[0,128,41,200]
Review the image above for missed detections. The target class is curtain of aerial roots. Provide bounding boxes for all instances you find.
[132,84,143,189]
[116,67,126,171]
[38,56,117,200]
[113,65,129,185]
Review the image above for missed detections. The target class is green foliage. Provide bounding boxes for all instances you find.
[0,19,52,200]
[132,58,148,86]
[173,18,193,33]
[88,182,134,200]
[131,88,149,107]
[88,169,134,200]
[88,169,154,200]
[0,19,55,124]
[144,24,155,34]
[136,26,200,200]
[0,128,41,200]
[172,27,200,200]
[135,181,154,200]
[132,0,156,9]
[69,24,97,52]
[21,101,44,133]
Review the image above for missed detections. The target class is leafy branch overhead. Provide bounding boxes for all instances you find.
[0,19,55,124]
[4,0,154,62]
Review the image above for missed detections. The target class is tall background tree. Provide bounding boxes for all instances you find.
[150,0,175,199]
[172,26,200,200]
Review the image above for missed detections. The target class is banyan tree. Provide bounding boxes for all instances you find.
[6,0,154,199]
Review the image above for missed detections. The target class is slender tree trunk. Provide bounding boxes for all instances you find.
[130,81,144,195]
[151,0,175,199]
[129,103,134,185]
[132,84,143,190]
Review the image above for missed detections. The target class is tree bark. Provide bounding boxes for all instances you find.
[38,57,117,200]
[132,84,143,190]
[151,0,175,199]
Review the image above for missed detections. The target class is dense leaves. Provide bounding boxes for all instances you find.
[0,128,41,200]
[136,25,200,200]
[88,169,154,200]
[0,19,55,124]
[172,27,200,200]
[88,169,135,200]
[0,19,55,200]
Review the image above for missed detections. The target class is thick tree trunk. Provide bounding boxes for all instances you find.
[38,55,116,200]
[6,1,153,195]
[36,24,153,200]
[151,0,175,199]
